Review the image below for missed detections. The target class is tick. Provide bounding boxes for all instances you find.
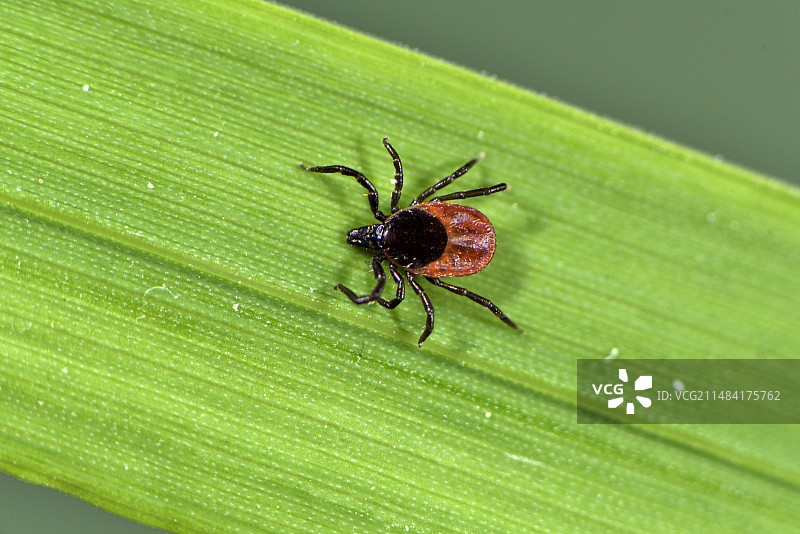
[301,137,520,346]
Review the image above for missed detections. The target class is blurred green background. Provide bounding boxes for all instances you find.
[2,1,797,533]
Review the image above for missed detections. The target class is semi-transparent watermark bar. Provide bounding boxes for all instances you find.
[577,359,799,424]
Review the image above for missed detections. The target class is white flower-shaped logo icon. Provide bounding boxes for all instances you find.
[608,368,652,414]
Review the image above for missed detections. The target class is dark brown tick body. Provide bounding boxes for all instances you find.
[379,202,495,277]
[301,137,519,346]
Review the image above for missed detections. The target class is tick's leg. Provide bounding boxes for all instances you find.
[431,183,507,202]
[411,152,484,205]
[426,277,520,331]
[407,272,434,346]
[383,138,404,213]
[300,163,386,222]
[377,264,405,309]
[335,254,387,304]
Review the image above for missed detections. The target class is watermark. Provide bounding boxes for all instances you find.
[577,359,799,424]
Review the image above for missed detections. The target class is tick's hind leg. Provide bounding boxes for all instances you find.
[426,277,520,331]
[335,254,387,304]
[411,153,484,205]
[431,183,507,202]
[406,272,434,346]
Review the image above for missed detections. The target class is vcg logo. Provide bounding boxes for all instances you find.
[592,368,653,414]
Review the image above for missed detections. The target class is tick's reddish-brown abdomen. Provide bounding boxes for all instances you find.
[383,202,496,277]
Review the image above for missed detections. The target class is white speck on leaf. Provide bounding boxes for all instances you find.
[504,452,544,467]
[144,284,179,299]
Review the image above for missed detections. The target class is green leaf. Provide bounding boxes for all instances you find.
[2,0,799,532]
